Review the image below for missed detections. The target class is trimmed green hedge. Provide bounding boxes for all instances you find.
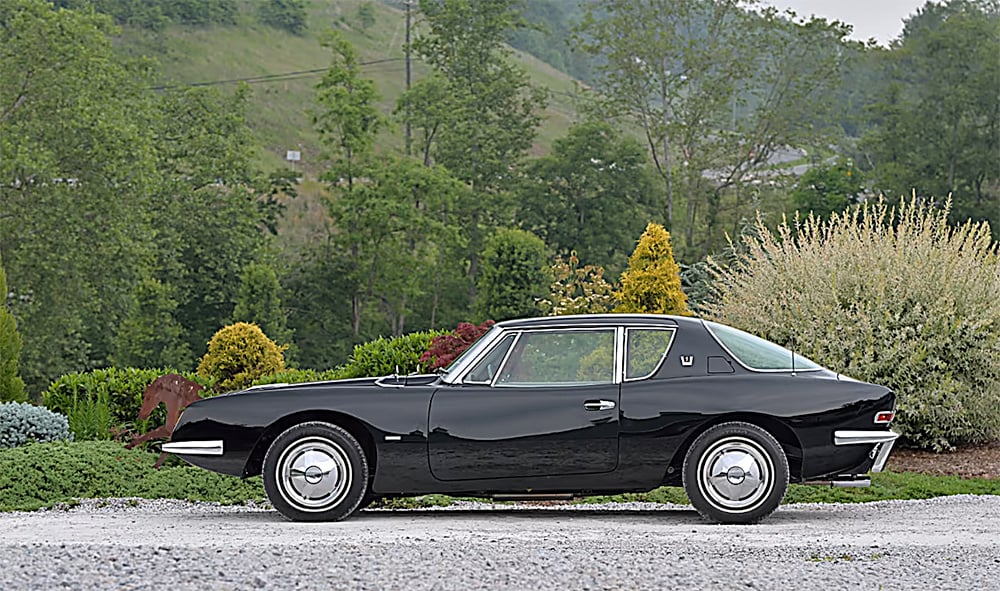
[0,441,264,512]
[41,368,214,441]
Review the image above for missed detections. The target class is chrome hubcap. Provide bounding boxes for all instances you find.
[276,437,352,512]
[698,436,773,512]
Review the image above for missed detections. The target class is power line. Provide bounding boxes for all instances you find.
[151,58,406,91]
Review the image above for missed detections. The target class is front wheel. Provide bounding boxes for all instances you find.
[682,422,789,524]
[263,421,369,522]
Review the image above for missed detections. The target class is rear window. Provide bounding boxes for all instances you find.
[704,321,821,372]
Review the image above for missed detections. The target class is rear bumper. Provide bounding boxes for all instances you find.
[833,430,899,473]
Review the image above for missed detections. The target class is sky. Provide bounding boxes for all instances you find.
[760,0,929,44]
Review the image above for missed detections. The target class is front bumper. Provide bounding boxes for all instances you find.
[161,440,225,456]
[833,430,899,473]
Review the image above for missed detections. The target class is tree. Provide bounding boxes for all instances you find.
[616,223,690,315]
[475,228,551,321]
[258,0,307,35]
[0,0,158,391]
[861,0,999,233]
[791,158,865,219]
[575,0,850,257]
[410,0,547,304]
[516,120,656,273]
[232,262,293,348]
[111,277,193,370]
[0,256,26,402]
[356,2,376,31]
[150,85,273,358]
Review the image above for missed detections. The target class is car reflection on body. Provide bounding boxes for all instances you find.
[164,314,898,524]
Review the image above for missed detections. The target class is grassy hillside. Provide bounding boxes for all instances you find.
[119,0,584,175]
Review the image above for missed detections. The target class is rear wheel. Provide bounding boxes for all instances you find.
[263,421,369,522]
[682,422,789,524]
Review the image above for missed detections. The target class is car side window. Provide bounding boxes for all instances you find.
[495,329,615,386]
[464,334,516,384]
[625,328,676,380]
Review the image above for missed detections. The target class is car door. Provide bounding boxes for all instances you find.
[428,328,621,481]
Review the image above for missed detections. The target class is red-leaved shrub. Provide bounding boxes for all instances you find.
[419,321,495,370]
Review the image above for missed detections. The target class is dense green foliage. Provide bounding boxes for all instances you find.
[616,223,690,315]
[516,121,656,273]
[52,0,237,30]
[791,158,866,220]
[0,257,25,402]
[707,199,1000,450]
[0,441,264,512]
[0,403,71,449]
[198,323,287,392]
[42,368,212,441]
[475,229,551,321]
[258,0,308,34]
[861,0,999,234]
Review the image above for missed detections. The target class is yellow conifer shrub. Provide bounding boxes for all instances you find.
[615,222,690,315]
[197,322,287,392]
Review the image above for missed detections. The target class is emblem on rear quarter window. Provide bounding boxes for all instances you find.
[680,355,694,367]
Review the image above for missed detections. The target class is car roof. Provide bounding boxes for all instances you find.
[495,314,702,330]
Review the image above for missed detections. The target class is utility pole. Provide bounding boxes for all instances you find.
[404,0,413,157]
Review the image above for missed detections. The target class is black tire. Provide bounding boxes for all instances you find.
[263,421,369,522]
[682,421,789,524]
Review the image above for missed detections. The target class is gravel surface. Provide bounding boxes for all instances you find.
[1,495,999,590]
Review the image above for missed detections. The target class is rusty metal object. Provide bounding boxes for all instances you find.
[126,373,204,468]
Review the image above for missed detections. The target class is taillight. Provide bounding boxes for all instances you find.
[874,410,894,424]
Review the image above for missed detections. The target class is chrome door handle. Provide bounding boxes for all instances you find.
[584,400,616,411]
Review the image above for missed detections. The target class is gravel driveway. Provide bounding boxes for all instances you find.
[2,495,998,591]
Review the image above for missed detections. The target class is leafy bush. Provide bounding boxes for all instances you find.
[615,222,690,315]
[197,322,286,392]
[42,368,212,441]
[420,321,494,371]
[0,402,72,449]
[707,198,1000,450]
[537,252,616,316]
[337,331,446,379]
[475,228,551,321]
[0,256,26,402]
[0,441,264,512]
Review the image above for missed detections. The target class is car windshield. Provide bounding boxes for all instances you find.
[703,320,822,371]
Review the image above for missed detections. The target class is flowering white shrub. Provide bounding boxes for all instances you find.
[706,198,1000,451]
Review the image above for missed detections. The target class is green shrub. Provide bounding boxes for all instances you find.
[475,228,551,321]
[616,222,690,315]
[538,253,616,316]
[258,0,307,35]
[707,198,1000,450]
[0,402,72,449]
[0,441,264,512]
[337,331,446,379]
[197,322,286,392]
[42,368,212,441]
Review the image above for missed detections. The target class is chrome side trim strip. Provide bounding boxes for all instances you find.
[833,430,900,446]
[161,440,224,456]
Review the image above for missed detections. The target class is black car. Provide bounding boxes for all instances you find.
[163,314,899,524]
